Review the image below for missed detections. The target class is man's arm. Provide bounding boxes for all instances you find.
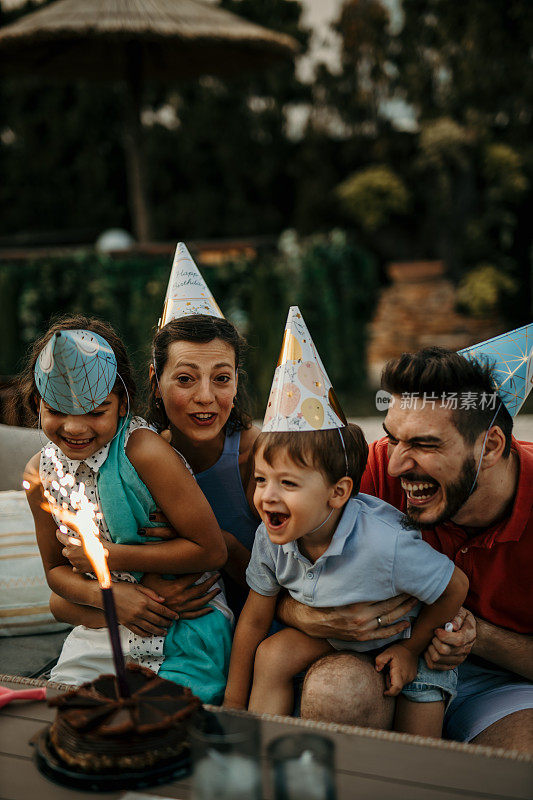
[426,609,533,680]
[277,592,417,642]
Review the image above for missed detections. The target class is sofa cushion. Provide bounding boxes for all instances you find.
[0,490,69,636]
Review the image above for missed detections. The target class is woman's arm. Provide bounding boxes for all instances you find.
[239,425,261,517]
[223,590,278,709]
[49,582,178,637]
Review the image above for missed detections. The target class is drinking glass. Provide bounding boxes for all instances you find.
[268,732,336,800]
[190,710,262,800]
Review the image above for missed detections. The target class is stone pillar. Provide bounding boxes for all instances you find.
[366,261,501,386]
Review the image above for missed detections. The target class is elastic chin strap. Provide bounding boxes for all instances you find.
[304,427,348,535]
[307,506,335,534]
[338,426,349,476]
[113,373,130,441]
[468,400,503,497]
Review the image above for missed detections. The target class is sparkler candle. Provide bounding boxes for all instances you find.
[41,451,130,699]
[66,494,130,698]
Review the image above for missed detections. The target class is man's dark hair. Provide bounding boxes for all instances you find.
[381,346,513,457]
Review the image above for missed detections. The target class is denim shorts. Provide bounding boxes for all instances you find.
[402,656,458,705]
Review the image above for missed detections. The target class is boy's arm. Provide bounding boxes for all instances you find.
[402,566,469,658]
[375,566,469,695]
[103,429,227,574]
[223,590,278,709]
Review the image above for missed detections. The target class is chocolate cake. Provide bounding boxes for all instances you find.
[48,664,201,773]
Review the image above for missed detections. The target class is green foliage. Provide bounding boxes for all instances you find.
[336,165,410,233]
[293,231,378,408]
[483,144,529,205]
[0,235,377,415]
[456,264,518,317]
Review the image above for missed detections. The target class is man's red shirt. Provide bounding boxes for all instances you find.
[360,437,533,634]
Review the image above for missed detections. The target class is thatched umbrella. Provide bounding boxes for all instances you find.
[0,0,298,241]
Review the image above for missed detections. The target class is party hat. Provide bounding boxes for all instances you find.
[35,329,117,415]
[459,323,533,416]
[159,242,224,327]
[263,307,347,432]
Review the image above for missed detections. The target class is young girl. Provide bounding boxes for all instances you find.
[223,308,469,737]
[22,315,232,703]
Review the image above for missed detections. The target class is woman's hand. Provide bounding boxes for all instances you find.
[141,572,221,619]
[424,607,476,670]
[139,509,177,540]
[56,529,113,573]
[111,582,178,637]
[278,593,417,641]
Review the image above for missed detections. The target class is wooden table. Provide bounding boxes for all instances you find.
[1,675,532,800]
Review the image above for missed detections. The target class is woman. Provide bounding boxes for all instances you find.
[143,314,260,616]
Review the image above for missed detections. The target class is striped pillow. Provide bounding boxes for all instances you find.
[0,491,69,636]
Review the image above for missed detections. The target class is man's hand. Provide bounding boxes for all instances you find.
[375,643,418,696]
[278,594,417,642]
[56,529,110,573]
[142,572,220,619]
[112,582,178,637]
[424,607,476,670]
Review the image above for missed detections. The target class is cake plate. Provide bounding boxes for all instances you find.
[32,726,191,791]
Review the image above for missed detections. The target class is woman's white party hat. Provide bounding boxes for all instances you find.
[263,306,347,432]
[159,242,224,328]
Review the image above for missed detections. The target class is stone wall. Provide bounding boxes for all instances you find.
[366,261,501,386]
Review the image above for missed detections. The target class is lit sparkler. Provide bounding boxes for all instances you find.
[27,448,130,697]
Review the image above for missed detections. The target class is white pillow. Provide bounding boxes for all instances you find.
[0,490,69,636]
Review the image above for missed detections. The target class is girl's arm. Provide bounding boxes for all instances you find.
[223,590,278,709]
[103,429,227,574]
[25,454,177,636]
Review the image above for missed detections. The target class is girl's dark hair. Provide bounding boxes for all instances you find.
[147,315,252,433]
[13,314,136,426]
[253,424,369,496]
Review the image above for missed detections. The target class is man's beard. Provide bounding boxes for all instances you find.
[405,455,478,529]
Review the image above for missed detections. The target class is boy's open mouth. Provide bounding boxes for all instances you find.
[266,511,290,529]
[400,478,440,506]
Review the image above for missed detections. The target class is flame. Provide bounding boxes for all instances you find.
[40,447,112,589]
[58,502,112,589]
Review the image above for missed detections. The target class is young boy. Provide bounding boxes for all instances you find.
[223,307,468,738]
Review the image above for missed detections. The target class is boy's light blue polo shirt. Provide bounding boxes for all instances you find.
[246,494,455,652]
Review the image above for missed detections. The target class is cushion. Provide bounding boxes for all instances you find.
[0,490,69,636]
[0,423,41,491]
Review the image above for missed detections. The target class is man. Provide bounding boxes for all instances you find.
[278,345,533,752]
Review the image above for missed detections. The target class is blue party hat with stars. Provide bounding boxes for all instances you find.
[35,329,117,414]
[459,323,533,416]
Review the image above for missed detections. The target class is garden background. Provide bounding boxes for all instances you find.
[1,0,531,417]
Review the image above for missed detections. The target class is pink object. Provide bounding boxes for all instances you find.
[0,685,46,709]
